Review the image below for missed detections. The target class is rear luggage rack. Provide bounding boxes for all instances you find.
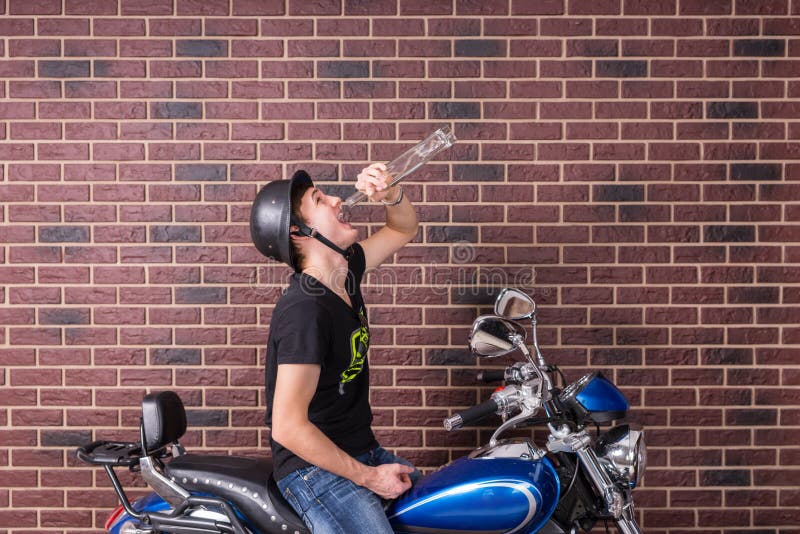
[76,441,143,467]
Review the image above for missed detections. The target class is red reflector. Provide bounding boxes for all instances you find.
[104,504,126,531]
[494,386,505,393]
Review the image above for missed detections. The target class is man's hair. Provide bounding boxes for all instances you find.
[289,180,313,271]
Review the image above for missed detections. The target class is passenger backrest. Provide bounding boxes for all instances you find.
[141,391,187,452]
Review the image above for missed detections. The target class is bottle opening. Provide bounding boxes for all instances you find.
[337,204,352,223]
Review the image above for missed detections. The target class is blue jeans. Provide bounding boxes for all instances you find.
[276,447,421,534]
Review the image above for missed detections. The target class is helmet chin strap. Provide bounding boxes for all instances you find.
[290,218,353,262]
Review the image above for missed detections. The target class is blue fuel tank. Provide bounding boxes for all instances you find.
[387,441,560,534]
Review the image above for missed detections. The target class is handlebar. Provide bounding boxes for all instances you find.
[443,398,499,431]
[477,369,506,383]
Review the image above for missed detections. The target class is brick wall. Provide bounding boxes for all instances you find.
[1,0,799,531]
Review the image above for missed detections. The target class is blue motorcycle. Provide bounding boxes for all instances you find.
[77,288,645,534]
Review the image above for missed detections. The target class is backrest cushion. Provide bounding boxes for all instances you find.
[141,391,187,451]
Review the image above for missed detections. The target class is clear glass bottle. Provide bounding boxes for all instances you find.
[338,125,457,221]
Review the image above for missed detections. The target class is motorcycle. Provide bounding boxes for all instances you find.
[76,287,645,534]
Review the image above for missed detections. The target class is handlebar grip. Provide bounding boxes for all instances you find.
[477,369,506,383]
[443,398,499,431]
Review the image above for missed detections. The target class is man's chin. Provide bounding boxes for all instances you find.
[342,226,360,247]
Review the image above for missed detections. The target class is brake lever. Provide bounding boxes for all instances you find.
[488,379,545,446]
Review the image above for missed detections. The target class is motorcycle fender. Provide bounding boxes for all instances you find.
[107,493,170,533]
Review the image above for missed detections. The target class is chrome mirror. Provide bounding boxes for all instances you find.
[494,288,535,321]
[469,315,527,359]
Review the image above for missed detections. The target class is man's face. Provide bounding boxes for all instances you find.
[296,187,358,249]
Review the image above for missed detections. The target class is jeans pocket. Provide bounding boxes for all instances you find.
[282,486,304,514]
[298,464,321,482]
[303,467,341,495]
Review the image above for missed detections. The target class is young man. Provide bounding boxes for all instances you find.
[250,163,420,533]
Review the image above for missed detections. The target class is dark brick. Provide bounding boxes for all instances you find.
[596,60,647,77]
[426,226,478,243]
[701,469,751,487]
[425,348,474,366]
[93,60,146,77]
[453,164,505,182]
[429,102,481,119]
[707,102,758,119]
[450,286,502,305]
[38,60,90,77]
[317,60,369,78]
[619,205,670,222]
[344,80,395,98]
[454,39,506,57]
[593,184,644,202]
[730,163,782,181]
[151,348,201,365]
[176,39,228,57]
[734,39,785,57]
[568,39,618,57]
[702,348,753,365]
[186,409,228,426]
[151,102,202,119]
[563,327,615,345]
[704,225,755,242]
[39,308,90,325]
[175,287,227,304]
[41,430,91,446]
[590,348,642,366]
[726,408,778,426]
[149,225,201,243]
[175,164,227,181]
[39,226,90,243]
[728,287,779,304]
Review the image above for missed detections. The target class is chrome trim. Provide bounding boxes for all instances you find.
[140,455,190,508]
[615,500,642,534]
[493,288,536,321]
[575,447,624,519]
[547,430,625,519]
[469,438,546,461]
[597,427,645,488]
[443,413,463,431]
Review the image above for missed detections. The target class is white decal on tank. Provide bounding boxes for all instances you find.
[389,480,538,534]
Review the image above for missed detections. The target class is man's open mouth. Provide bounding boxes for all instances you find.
[337,206,352,225]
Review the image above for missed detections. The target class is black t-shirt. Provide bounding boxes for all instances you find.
[265,243,378,481]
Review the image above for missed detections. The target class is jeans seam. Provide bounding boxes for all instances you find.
[282,486,302,514]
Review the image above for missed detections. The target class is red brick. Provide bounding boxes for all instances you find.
[206,19,262,36]
[0,6,795,526]
[0,18,34,35]
[150,60,202,78]
[8,38,61,57]
[119,80,172,98]
[621,39,672,58]
[706,59,760,78]
[94,18,146,36]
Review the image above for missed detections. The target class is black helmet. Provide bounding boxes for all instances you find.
[250,170,312,270]
[250,170,352,271]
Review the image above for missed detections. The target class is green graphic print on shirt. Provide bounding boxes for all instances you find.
[339,318,369,395]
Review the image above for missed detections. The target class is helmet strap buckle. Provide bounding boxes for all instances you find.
[291,218,352,263]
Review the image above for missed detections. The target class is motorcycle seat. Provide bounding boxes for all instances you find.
[165,454,309,534]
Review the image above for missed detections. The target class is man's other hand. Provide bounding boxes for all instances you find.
[364,463,414,500]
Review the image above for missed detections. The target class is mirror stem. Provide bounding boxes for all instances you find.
[530,316,547,368]
[518,342,553,394]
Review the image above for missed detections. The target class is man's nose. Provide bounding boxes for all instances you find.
[330,195,342,208]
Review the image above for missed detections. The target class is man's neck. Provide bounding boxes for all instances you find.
[302,249,350,294]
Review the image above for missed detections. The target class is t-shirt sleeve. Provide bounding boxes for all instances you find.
[272,302,330,366]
